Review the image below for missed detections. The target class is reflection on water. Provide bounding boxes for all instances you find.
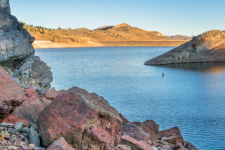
[159,62,225,73]
[36,47,225,150]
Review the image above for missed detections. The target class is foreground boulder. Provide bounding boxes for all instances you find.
[13,87,51,124]
[145,30,225,65]
[38,86,122,149]
[0,66,24,122]
[4,87,63,126]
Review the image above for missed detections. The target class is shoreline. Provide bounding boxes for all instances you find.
[33,40,189,49]
[35,46,177,50]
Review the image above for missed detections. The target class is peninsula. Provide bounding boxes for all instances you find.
[145,30,225,65]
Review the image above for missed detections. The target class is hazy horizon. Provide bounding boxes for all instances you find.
[11,0,225,36]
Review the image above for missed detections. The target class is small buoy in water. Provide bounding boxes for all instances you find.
[162,72,164,76]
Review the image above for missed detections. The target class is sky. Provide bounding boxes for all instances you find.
[11,0,225,36]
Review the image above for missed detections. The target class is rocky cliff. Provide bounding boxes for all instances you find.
[145,30,225,65]
[0,0,52,93]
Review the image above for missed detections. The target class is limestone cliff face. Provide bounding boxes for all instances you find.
[0,0,52,93]
[145,30,225,65]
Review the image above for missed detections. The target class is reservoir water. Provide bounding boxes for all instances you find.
[36,47,225,150]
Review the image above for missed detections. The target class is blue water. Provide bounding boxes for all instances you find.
[36,47,225,150]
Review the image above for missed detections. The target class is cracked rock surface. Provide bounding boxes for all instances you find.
[38,86,122,150]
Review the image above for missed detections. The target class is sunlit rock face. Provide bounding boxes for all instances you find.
[0,0,53,93]
[145,30,225,65]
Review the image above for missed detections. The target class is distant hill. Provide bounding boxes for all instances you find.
[165,35,192,40]
[21,22,190,48]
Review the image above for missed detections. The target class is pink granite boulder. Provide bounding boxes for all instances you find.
[38,86,122,149]
[0,66,25,122]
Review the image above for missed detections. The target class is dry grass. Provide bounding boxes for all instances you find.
[22,23,190,48]
[194,30,225,43]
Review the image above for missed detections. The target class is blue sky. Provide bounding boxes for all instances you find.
[11,0,225,36]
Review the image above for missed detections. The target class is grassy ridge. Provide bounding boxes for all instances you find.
[22,22,190,48]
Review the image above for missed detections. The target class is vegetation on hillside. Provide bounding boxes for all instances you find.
[193,30,225,43]
[21,22,180,43]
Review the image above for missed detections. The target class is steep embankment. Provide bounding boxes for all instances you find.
[145,30,225,65]
[22,23,190,48]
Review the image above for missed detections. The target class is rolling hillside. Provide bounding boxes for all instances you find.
[22,23,190,48]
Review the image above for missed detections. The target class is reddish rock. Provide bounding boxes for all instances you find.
[47,137,75,150]
[13,87,51,124]
[2,114,29,126]
[0,66,25,123]
[160,127,182,138]
[172,143,189,150]
[133,120,160,141]
[154,140,174,150]
[44,88,65,100]
[119,113,129,125]
[160,127,184,146]
[38,86,122,149]
[122,122,150,142]
[162,135,184,146]
[115,144,131,150]
[120,135,152,150]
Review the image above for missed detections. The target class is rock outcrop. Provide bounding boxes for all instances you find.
[116,120,198,150]
[0,66,24,122]
[0,0,52,93]
[38,86,122,149]
[145,30,225,65]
